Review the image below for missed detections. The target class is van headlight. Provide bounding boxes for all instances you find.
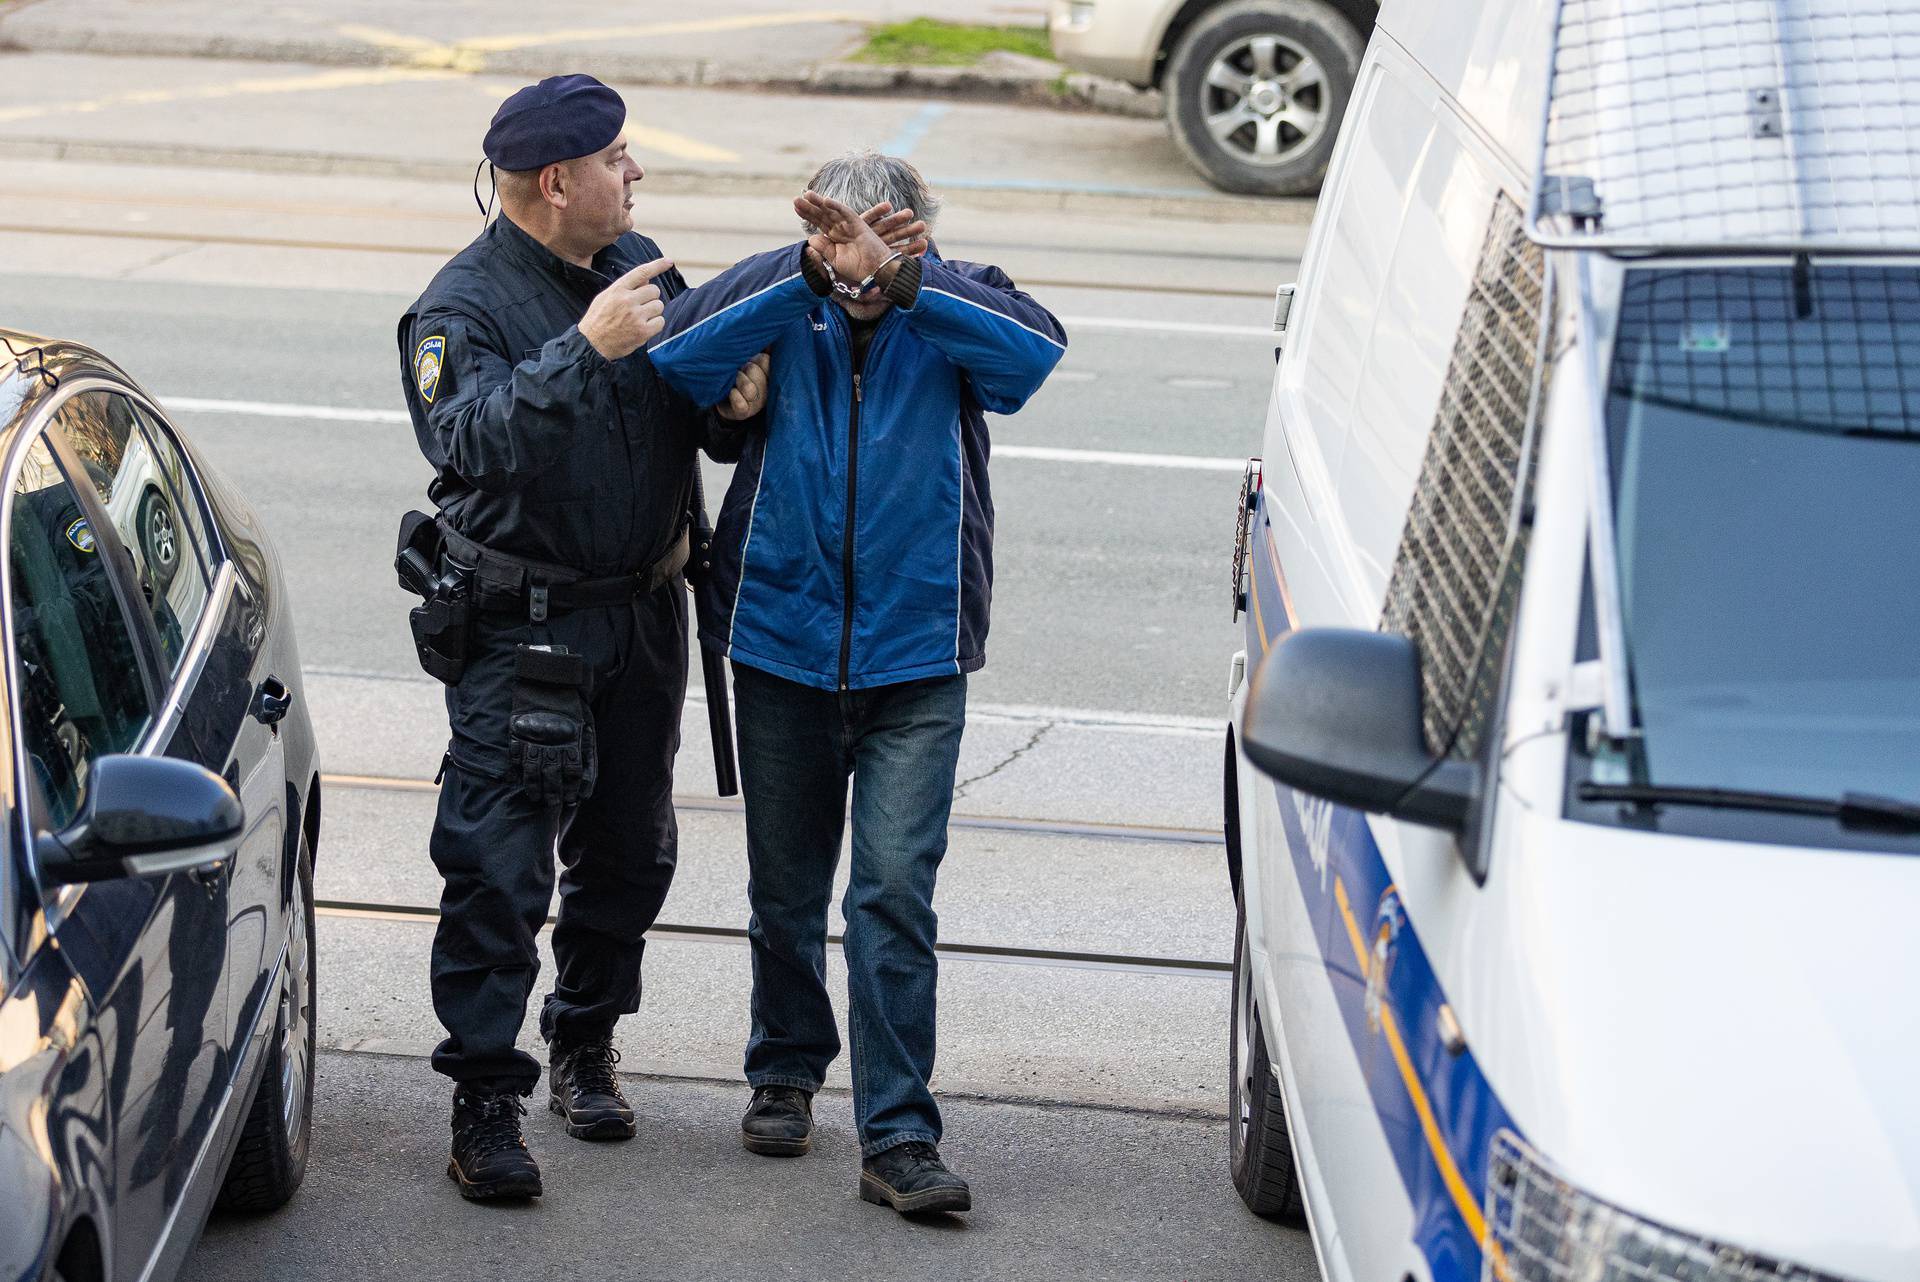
[1486,1133,1850,1282]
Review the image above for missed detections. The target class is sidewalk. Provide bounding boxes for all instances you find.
[0,47,1299,221]
[0,0,1163,116]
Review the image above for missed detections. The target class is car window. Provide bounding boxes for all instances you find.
[9,435,155,830]
[48,390,212,674]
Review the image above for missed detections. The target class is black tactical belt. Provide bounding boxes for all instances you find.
[440,521,690,623]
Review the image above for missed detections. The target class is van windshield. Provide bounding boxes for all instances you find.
[1603,265,1920,815]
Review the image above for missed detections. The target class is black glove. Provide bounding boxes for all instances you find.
[508,645,596,807]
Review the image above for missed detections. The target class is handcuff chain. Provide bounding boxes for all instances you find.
[821,251,906,300]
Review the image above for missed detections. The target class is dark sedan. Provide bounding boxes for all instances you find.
[0,330,321,1282]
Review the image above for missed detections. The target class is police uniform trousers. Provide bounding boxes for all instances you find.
[426,576,687,1092]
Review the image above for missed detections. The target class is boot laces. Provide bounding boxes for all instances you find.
[757,1085,808,1111]
[895,1141,941,1167]
[562,1039,622,1096]
[460,1092,528,1159]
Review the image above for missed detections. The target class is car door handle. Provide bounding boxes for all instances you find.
[252,676,293,727]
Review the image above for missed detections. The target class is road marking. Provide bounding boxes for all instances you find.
[0,67,458,125]
[160,395,1248,473]
[993,445,1242,473]
[1068,317,1271,338]
[340,12,868,72]
[881,103,951,158]
[162,396,410,424]
[333,24,481,71]
[623,124,741,165]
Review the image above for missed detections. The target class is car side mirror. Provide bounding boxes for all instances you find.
[1241,628,1479,832]
[36,754,243,885]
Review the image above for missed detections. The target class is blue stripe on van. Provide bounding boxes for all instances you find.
[1247,495,1522,1282]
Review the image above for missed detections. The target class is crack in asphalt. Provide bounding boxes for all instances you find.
[951,721,1052,801]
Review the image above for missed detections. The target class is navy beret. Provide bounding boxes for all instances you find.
[483,74,625,171]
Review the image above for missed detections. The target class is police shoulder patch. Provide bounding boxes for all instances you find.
[415,334,446,405]
[65,517,95,553]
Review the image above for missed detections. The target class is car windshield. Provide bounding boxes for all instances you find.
[1603,264,1920,808]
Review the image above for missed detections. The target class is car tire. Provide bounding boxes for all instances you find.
[1163,0,1366,197]
[1229,893,1306,1219]
[217,832,315,1212]
[137,488,179,592]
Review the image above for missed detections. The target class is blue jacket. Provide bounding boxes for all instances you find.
[649,243,1067,691]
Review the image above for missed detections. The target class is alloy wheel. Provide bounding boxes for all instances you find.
[146,499,177,573]
[1200,34,1330,168]
[279,862,313,1146]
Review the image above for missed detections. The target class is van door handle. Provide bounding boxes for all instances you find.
[252,676,293,728]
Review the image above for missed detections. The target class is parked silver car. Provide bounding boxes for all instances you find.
[1050,0,1376,196]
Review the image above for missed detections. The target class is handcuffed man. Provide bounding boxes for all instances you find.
[648,152,1067,1215]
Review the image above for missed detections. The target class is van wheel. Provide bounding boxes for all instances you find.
[1229,895,1305,1219]
[217,834,315,1212]
[1163,0,1366,197]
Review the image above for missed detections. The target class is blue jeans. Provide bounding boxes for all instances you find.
[731,662,967,1156]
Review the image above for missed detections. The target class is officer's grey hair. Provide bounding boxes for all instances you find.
[802,151,941,232]
[495,167,541,204]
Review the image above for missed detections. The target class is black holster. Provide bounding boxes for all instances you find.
[396,510,471,685]
[508,644,596,808]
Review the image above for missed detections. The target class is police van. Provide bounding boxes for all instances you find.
[1223,1,1920,1279]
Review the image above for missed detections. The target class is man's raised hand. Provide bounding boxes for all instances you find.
[580,257,675,360]
[861,201,931,259]
[798,191,906,283]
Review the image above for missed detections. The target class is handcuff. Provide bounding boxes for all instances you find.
[818,251,905,300]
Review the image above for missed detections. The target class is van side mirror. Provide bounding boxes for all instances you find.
[36,755,243,885]
[1241,628,1478,832]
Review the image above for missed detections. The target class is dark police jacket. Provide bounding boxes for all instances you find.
[397,214,729,577]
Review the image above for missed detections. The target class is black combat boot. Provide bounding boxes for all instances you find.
[548,1037,637,1140]
[740,1085,814,1156]
[859,1141,972,1215]
[447,1085,542,1201]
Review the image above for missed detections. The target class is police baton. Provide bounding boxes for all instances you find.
[688,465,740,797]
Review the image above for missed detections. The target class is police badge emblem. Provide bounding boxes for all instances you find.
[415,334,446,404]
[65,518,95,553]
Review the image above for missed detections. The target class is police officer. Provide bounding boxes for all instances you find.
[395,75,768,1202]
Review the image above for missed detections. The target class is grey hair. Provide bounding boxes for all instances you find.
[802,150,941,231]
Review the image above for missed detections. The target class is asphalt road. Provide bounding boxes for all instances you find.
[1,154,1315,1278]
[2,267,1261,716]
[193,1051,1322,1282]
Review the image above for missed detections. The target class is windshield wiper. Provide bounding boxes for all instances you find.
[1577,782,1920,832]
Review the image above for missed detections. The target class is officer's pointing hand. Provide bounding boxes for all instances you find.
[581,257,674,361]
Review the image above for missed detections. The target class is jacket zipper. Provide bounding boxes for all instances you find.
[839,371,862,690]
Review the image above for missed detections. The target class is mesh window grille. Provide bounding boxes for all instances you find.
[1609,264,1920,436]
[1379,197,1549,758]
[1533,0,1920,251]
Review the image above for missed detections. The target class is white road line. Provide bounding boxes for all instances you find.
[994,445,1241,472]
[161,395,1248,472]
[163,395,411,424]
[1065,316,1271,338]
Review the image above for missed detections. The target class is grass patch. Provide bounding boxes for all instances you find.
[852,18,1054,67]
